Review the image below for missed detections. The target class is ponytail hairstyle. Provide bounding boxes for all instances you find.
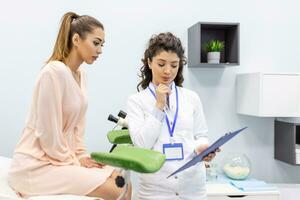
[47,12,104,63]
[137,32,187,91]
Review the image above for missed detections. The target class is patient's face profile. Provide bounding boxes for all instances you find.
[149,50,179,85]
[75,27,105,65]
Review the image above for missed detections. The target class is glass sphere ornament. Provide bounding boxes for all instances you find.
[223,153,251,180]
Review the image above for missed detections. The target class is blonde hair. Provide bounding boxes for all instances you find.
[47,12,104,63]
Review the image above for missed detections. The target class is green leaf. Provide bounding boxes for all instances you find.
[203,39,224,52]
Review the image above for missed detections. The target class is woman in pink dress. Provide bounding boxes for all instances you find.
[8,11,131,200]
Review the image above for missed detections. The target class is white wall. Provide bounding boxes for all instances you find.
[1,0,300,183]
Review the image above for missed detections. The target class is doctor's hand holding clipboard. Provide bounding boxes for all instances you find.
[168,127,248,178]
[196,144,221,162]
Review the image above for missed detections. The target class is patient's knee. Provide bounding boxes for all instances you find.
[87,175,127,200]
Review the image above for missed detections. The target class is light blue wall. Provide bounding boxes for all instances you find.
[1,0,300,183]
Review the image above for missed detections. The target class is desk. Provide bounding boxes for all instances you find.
[206,182,280,200]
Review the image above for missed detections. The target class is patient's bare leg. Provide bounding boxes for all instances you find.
[87,170,131,200]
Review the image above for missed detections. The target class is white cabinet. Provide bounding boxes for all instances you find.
[236,72,300,117]
[207,182,279,200]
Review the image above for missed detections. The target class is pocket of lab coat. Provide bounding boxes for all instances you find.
[175,130,196,156]
[179,161,206,189]
[139,172,162,187]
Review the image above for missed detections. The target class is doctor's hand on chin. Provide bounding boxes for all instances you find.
[155,84,171,110]
[195,144,221,162]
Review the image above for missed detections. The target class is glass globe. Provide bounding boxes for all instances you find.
[223,153,251,180]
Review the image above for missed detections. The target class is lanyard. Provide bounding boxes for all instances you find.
[148,85,179,138]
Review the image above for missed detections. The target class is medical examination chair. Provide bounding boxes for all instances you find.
[0,111,165,200]
[91,111,165,192]
[92,110,165,173]
[92,129,165,174]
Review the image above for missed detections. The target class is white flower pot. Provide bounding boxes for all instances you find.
[207,52,220,64]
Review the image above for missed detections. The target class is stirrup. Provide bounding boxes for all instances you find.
[91,145,165,173]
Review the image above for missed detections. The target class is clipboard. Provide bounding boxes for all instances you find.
[167,126,247,178]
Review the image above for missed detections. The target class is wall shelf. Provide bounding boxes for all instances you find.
[275,120,300,165]
[188,22,240,68]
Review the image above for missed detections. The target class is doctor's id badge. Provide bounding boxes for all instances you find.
[163,143,184,161]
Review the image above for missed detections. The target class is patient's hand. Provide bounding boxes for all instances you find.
[195,144,220,162]
[79,157,105,168]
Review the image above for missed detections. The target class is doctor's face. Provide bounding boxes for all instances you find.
[148,50,180,85]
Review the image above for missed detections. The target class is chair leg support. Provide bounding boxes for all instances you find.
[115,175,125,187]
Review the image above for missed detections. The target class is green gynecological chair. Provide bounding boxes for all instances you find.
[91,129,166,173]
[90,111,165,199]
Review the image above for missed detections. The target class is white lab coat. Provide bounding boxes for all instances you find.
[127,82,209,200]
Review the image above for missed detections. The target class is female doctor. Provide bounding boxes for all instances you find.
[127,32,218,200]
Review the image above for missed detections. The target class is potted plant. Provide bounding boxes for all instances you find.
[203,40,225,64]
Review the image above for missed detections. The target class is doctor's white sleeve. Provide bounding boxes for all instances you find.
[193,93,209,148]
[126,95,163,149]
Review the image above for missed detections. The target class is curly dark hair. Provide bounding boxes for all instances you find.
[137,32,187,91]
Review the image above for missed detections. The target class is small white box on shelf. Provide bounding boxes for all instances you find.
[236,72,300,117]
